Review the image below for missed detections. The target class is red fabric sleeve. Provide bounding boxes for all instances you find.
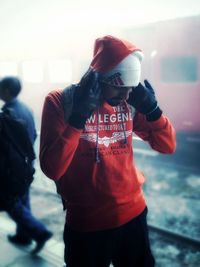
[133,112,176,154]
[39,90,82,180]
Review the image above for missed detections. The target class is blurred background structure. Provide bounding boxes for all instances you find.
[0,0,200,266]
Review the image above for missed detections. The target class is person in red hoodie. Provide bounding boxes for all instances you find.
[40,35,176,267]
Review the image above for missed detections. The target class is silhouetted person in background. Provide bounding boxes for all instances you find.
[40,35,176,267]
[0,76,53,254]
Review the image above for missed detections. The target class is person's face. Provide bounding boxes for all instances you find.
[101,83,132,106]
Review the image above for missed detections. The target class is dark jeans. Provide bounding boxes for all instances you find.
[63,207,155,267]
[8,189,49,241]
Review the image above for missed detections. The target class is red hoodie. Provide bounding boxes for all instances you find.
[40,36,176,231]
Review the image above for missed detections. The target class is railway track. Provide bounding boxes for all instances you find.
[148,223,200,250]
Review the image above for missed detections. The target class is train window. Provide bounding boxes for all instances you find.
[161,57,197,83]
[48,60,72,83]
[22,61,44,82]
[0,62,18,77]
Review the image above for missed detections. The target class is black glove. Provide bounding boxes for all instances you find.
[127,79,162,121]
[68,69,102,129]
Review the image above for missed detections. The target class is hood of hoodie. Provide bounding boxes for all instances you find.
[90,35,143,88]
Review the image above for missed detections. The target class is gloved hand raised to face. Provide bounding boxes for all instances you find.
[127,79,162,121]
[69,69,102,129]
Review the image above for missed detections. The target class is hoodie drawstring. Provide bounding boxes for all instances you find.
[120,102,128,145]
[95,108,100,163]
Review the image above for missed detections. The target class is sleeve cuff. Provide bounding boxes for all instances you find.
[68,113,87,129]
[146,106,162,121]
[146,114,168,130]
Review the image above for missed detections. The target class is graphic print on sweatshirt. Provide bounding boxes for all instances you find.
[79,102,134,159]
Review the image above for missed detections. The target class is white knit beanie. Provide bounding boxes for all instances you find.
[102,51,143,87]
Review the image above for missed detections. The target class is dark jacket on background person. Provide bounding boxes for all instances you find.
[0,76,52,254]
[2,98,37,144]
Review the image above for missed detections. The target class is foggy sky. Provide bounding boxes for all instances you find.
[0,0,200,58]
